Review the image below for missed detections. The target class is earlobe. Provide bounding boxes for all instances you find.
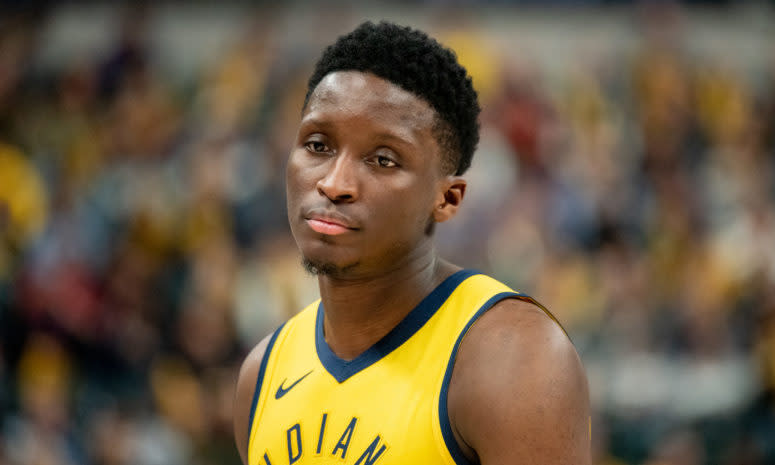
[433,177,466,223]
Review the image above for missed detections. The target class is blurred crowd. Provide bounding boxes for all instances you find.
[1,3,774,465]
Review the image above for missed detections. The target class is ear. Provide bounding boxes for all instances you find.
[433,176,467,223]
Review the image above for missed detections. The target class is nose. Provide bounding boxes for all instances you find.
[316,154,359,203]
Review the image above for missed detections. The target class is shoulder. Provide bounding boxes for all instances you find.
[460,297,576,368]
[233,331,278,465]
[447,297,590,465]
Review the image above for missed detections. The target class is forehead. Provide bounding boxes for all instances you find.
[304,71,438,138]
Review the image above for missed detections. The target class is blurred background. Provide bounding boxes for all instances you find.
[1,1,774,464]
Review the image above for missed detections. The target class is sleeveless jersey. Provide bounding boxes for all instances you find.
[246,269,558,465]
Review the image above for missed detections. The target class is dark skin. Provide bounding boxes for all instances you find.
[234,71,590,464]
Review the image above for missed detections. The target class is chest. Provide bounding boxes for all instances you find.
[251,357,450,464]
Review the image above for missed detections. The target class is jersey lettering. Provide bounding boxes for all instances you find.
[255,415,387,465]
[287,423,302,464]
[332,417,357,459]
[315,413,328,455]
[354,436,388,465]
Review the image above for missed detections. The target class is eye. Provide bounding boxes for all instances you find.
[366,148,399,168]
[376,156,397,168]
[304,141,330,153]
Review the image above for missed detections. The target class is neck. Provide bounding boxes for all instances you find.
[317,250,457,360]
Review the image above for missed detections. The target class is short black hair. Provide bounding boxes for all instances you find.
[304,21,480,175]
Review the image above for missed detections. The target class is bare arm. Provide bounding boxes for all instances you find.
[233,334,273,465]
[448,299,591,465]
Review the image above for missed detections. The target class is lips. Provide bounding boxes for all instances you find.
[304,210,359,236]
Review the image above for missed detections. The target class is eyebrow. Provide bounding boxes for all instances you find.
[299,115,419,148]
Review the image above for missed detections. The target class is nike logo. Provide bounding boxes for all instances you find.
[275,370,313,399]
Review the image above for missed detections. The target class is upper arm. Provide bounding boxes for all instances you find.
[233,334,273,465]
[448,298,591,465]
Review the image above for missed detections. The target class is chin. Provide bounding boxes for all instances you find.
[301,256,358,277]
[296,236,361,276]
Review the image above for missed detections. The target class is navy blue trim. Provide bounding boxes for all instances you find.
[316,269,480,383]
[438,291,522,465]
[247,323,286,451]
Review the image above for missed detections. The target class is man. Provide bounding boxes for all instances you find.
[234,21,590,465]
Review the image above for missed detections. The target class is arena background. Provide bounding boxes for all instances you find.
[1,1,774,464]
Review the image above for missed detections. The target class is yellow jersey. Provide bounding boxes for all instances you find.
[246,269,554,465]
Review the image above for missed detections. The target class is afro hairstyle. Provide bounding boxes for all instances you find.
[304,21,480,175]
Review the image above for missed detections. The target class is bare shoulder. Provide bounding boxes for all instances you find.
[447,298,590,465]
[233,333,275,465]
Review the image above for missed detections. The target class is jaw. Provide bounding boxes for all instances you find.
[299,231,438,284]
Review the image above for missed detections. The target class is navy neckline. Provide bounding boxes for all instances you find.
[315,269,479,383]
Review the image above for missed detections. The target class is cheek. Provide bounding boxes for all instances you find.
[285,152,310,234]
[286,151,310,203]
[374,182,436,232]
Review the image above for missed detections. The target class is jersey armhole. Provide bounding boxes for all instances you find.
[435,291,569,465]
[436,291,519,465]
[246,322,286,452]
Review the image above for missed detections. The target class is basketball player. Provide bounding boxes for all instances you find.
[234,21,590,465]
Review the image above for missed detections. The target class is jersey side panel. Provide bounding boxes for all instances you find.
[247,301,319,465]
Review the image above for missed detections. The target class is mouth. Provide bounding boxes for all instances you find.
[304,211,359,236]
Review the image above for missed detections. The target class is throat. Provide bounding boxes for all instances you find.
[321,311,396,361]
[318,259,455,360]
